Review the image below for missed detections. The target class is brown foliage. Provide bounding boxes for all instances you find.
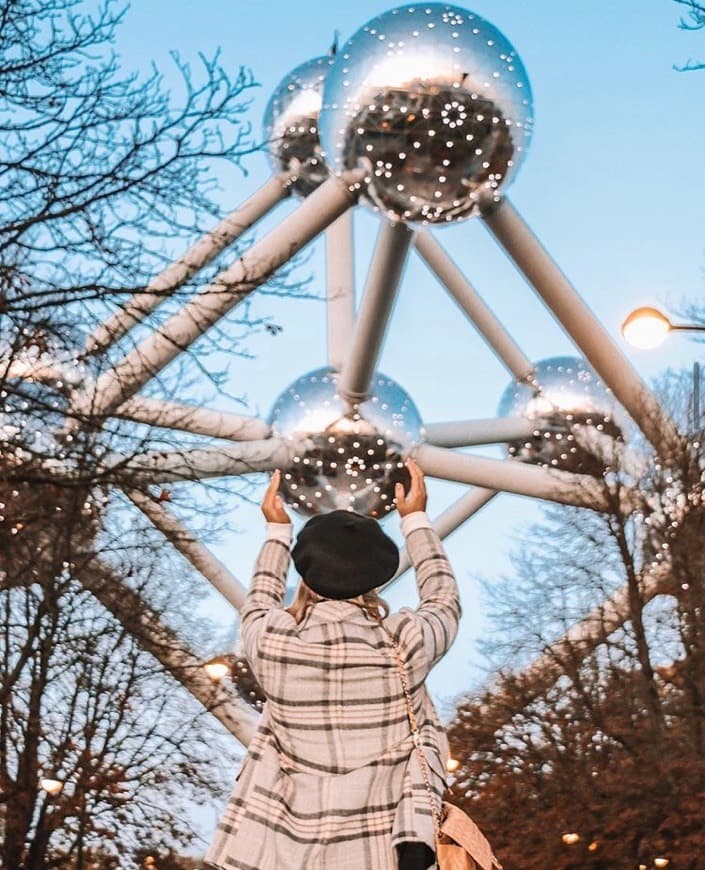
[447,395,705,869]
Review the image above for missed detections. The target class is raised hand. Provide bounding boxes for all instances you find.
[261,469,290,524]
[394,458,427,517]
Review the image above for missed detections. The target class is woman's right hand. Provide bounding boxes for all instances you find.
[394,458,427,516]
[261,469,290,524]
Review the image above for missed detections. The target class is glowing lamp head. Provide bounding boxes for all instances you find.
[263,55,333,197]
[40,778,64,796]
[561,833,580,846]
[269,366,423,518]
[621,306,671,350]
[203,656,230,681]
[654,860,670,869]
[446,757,460,772]
[320,3,533,224]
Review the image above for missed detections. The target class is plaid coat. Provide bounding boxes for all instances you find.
[205,523,460,870]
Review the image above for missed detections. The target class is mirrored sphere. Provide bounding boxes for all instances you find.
[268,366,424,517]
[497,356,624,473]
[0,344,87,455]
[263,55,333,198]
[319,3,533,224]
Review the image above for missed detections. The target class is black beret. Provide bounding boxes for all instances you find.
[291,510,399,600]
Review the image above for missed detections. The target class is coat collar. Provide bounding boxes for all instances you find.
[304,599,373,625]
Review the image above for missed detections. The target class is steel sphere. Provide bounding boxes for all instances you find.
[268,366,424,517]
[0,344,87,455]
[263,55,333,197]
[497,356,624,473]
[319,3,533,224]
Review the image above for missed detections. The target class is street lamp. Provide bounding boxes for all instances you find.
[622,305,705,428]
[621,306,705,350]
[203,656,230,681]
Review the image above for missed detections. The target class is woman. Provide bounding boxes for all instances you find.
[205,459,460,870]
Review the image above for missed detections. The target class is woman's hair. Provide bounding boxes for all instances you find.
[286,579,390,625]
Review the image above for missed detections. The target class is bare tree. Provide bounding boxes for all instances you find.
[446,375,705,869]
[674,0,705,70]
[0,476,244,867]
[0,0,302,864]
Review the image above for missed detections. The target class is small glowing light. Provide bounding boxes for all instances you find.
[40,778,64,796]
[621,307,671,349]
[203,657,230,681]
[561,833,580,845]
[588,840,599,852]
[446,757,460,772]
[654,860,670,869]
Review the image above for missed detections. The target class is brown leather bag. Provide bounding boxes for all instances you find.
[383,626,502,870]
[436,802,502,870]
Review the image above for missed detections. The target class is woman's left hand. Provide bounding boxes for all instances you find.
[261,469,290,524]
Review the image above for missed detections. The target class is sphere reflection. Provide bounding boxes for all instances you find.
[497,356,624,474]
[268,366,423,517]
[263,55,333,198]
[320,3,533,224]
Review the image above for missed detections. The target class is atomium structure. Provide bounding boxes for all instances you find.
[5,3,685,747]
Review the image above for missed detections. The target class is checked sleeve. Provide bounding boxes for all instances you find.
[240,526,292,667]
[403,512,461,669]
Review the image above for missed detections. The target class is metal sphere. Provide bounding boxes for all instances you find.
[497,356,624,473]
[268,366,423,518]
[0,344,87,455]
[319,3,533,224]
[263,55,333,198]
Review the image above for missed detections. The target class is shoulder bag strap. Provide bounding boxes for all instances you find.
[380,623,443,839]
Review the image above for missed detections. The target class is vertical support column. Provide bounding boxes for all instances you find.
[338,221,413,403]
[481,197,682,457]
[326,211,356,372]
[693,361,701,432]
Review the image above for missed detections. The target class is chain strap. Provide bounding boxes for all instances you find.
[380,623,443,839]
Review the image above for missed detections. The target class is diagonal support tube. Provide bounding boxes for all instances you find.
[413,232,535,382]
[111,437,298,484]
[326,211,356,371]
[478,562,676,728]
[519,562,675,690]
[84,172,294,355]
[75,557,258,747]
[115,396,271,442]
[424,417,537,448]
[338,221,413,403]
[481,197,682,457]
[415,443,618,512]
[86,171,365,417]
[126,489,248,611]
[388,486,498,584]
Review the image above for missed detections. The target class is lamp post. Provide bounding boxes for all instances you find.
[622,305,705,430]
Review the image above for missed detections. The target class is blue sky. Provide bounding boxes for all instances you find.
[113,2,705,712]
